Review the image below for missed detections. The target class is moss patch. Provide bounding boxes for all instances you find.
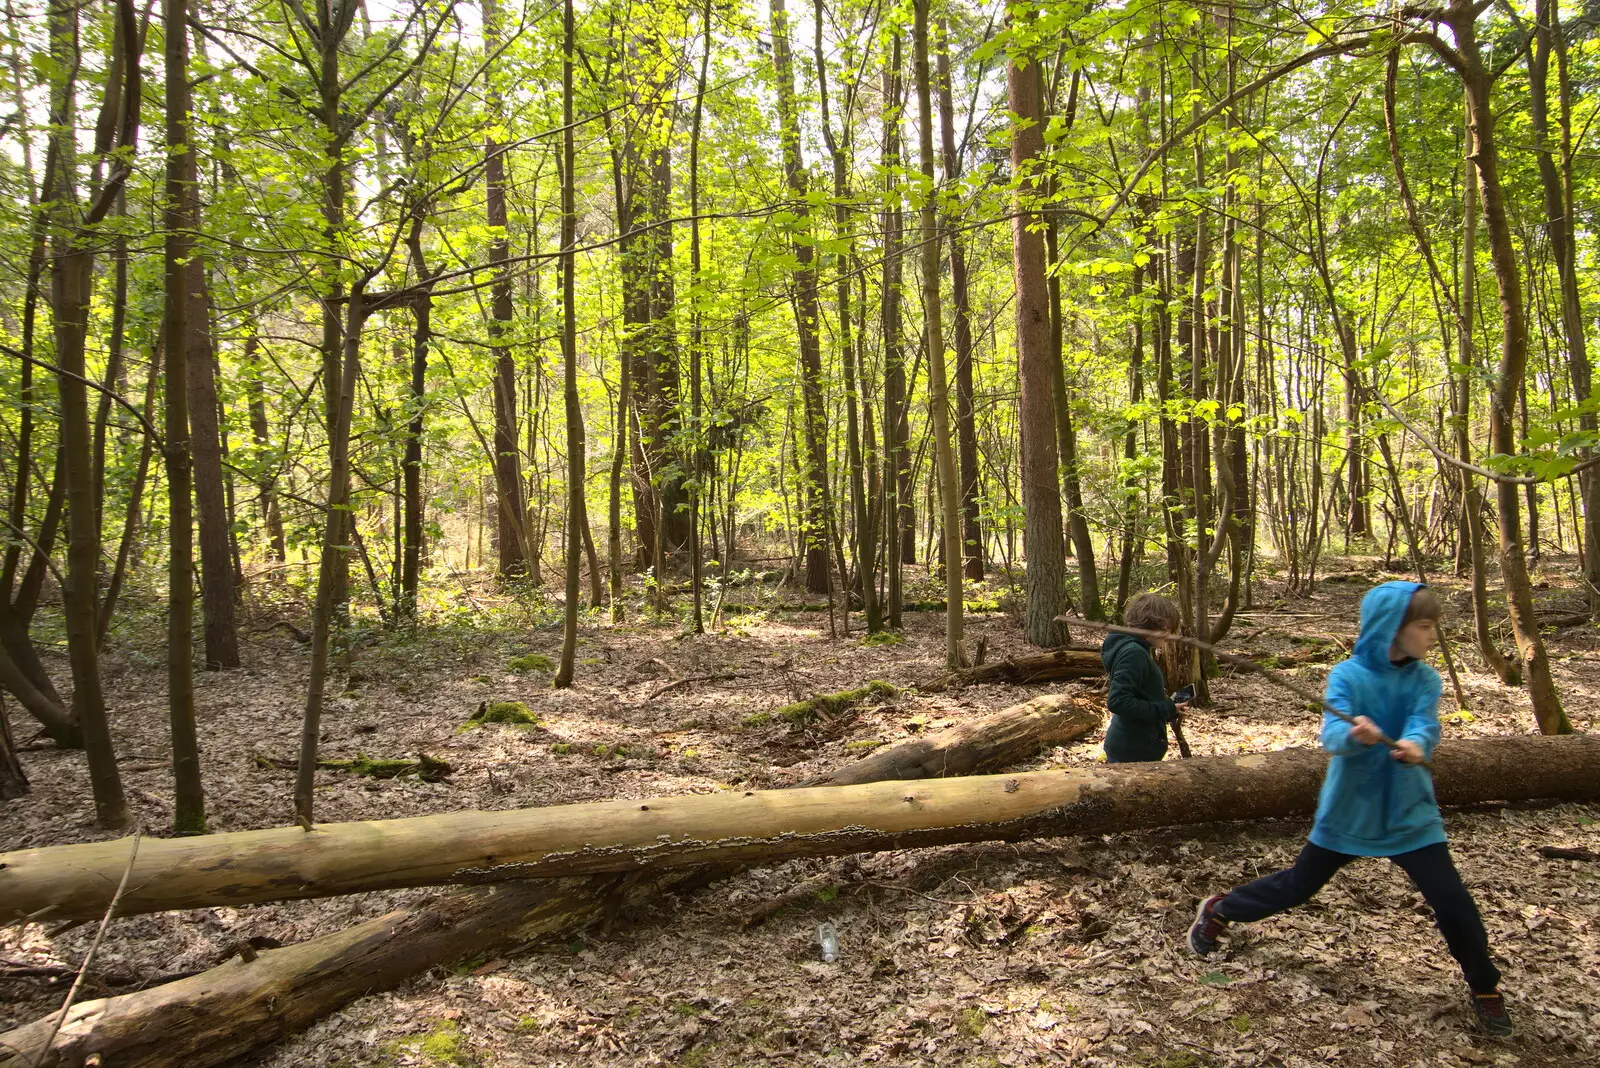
[742,681,898,728]
[465,701,540,729]
[508,652,556,674]
[859,630,905,647]
[385,1019,470,1065]
[957,1006,988,1037]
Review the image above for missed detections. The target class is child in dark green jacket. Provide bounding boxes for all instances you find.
[1100,593,1185,763]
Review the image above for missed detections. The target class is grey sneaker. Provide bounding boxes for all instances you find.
[1187,894,1229,957]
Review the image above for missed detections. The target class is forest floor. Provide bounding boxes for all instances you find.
[3,556,1599,1068]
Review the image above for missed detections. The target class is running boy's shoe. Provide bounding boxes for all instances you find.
[1186,894,1229,957]
[1472,991,1514,1037]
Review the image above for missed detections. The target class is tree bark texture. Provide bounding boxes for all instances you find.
[8,733,1596,925]
[1009,55,1069,648]
[922,647,1103,691]
[801,692,1099,787]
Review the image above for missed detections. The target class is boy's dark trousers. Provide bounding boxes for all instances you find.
[1215,841,1501,993]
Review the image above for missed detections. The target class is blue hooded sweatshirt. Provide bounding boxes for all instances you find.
[1309,580,1446,857]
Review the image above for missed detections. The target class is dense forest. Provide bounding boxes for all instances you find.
[1,0,1599,1061]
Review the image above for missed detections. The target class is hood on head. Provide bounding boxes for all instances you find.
[1352,580,1425,672]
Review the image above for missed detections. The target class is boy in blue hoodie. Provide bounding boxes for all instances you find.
[1185,581,1513,1036]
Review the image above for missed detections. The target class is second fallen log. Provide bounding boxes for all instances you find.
[4,733,1598,924]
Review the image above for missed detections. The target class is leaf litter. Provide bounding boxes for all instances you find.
[1,562,1598,1066]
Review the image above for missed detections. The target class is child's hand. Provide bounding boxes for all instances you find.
[1390,739,1424,764]
[1349,716,1383,745]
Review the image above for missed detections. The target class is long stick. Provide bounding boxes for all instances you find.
[30,827,141,1067]
[1058,616,1427,768]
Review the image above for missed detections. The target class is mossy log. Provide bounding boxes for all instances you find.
[4,735,1599,926]
[742,681,897,728]
[0,689,1088,1068]
[800,692,1100,787]
[923,648,1104,691]
[253,752,452,782]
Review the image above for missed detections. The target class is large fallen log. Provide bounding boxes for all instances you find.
[922,647,1104,691]
[0,693,1089,1068]
[801,691,1099,787]
[5,734,1596,926]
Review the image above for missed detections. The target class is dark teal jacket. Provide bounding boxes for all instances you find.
[1101,632,1178,763]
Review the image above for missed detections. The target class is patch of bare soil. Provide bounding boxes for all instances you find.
[3,559,1598,1067]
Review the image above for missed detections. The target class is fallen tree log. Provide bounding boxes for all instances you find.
[5,734,1597,926]
[0,692,1085,1068]
[922,648,1103,691]
[800,692,1099,787]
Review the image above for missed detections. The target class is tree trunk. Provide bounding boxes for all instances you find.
[164,0,206,832]
[1529,0,1600,600]
[47,0,133,829]
[935,19,982,583]
[243,335,287,564]
[296,295,369,824]
[770,0,832,596]
[802,692,1099,787]
[0,693,28,799]
[184,253,240,669]
[1047,214,1103,620]
[1009,53,1069,649]
[1447,9,1570,734]
[816,0,875,631]
[912,0,962,667]
[922,646,1103,692]
[553,0,581,689]
[881,33,906,627]
[483,0,529,579]
[7,733,1598,927]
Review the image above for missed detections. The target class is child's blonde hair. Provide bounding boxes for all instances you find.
[1124,592,1180,634]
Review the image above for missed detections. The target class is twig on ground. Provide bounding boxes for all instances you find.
[31,826,143,1067]
[648,671,751,700]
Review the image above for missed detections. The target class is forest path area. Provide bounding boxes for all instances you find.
[3,560,1598,1068]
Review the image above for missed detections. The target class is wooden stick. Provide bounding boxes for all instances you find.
[30,828,141,1068]
[1059,616,1427,770]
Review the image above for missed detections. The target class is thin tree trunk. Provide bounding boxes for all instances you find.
[184,236,240,669]
[0,693,26,798]
[164,0,206,832]
[553,0,581,689]
[935,18,982,583]
[770,0,832,595]
[484,0,529,578]
[1444,7,1569,733]
[913,0,962,667]
[49,0,135,828]
[881,35,906,628]
[243,335,286,563]
[1530,0,1599,599]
